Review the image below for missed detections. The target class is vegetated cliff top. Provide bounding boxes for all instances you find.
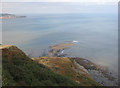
[1,45,81,86]
[0,45,15,49]
[0,45,28,60]
[1,45,100,86]
[32,57,100,86]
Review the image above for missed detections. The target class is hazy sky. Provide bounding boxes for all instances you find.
[1,0,118,3]
[1,2,118,14]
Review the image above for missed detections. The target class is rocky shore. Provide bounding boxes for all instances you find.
[48,43,75,57]
[1,45,100,86]
[47,43,118,86]
[1,44,118,86]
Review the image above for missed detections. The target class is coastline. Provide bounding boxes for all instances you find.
[0,16,26,19]
[1,43,118,86]
[46,42,118,86]
[0,13,26,19]
[48,43,75,57]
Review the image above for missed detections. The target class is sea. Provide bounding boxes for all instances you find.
[1,13,118,74]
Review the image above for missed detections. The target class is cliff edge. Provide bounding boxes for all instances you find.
[1,45,100,86]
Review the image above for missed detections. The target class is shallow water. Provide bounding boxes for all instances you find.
[1,13,118,73]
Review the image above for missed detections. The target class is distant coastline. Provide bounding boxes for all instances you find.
[0,13,26,19]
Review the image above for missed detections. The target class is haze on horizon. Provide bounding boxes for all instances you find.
[0,2,117,14]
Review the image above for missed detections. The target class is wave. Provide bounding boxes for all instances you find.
[61,50,64,54]
[72,40,79,43]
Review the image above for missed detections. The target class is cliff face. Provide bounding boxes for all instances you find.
[1,45,100,86]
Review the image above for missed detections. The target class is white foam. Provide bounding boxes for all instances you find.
[72,40,79,43]
[61,50,64,54]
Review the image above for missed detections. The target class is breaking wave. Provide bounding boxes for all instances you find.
[72,40,79,43]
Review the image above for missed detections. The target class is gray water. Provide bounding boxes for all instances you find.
[1,13,118,73]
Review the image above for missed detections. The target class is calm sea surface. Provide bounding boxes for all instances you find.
[1,13,118,72]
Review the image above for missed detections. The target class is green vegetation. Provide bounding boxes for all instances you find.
[1,45,101,86]
[2,46,79,86]
[33,57,100,86]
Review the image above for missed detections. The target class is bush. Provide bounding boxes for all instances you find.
[2,55,79,86]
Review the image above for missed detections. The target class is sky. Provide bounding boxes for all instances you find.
[1,0,118,3]
[0,2,118,14]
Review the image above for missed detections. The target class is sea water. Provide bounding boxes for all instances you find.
[1,13,118,73]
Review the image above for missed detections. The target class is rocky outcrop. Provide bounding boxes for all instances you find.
[48,43,75,57]
[73,57,118,86]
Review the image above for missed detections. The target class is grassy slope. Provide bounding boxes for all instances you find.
[32,57,100,86]
[1,45,79,86]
